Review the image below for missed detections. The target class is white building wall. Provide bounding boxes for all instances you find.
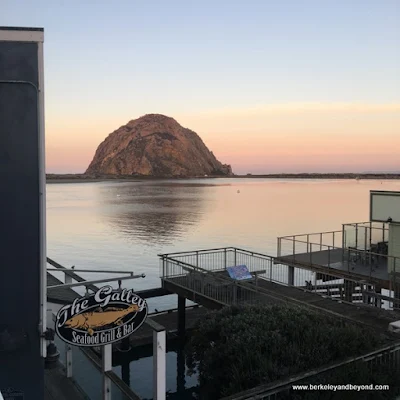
[388,223,400,273]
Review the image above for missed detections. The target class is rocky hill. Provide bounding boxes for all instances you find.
[85,114,233,177]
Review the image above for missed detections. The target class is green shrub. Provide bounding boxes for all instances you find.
[185,304,390,399]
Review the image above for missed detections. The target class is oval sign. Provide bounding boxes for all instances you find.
[55,285,148,347]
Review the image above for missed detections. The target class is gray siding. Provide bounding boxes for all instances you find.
[0,40,44,398]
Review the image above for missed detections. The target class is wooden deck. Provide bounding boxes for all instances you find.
[275,249,390,288]
[162,271,400,335]
[119,305,207,349]
[44,362,88,400]
[47,272,79,304]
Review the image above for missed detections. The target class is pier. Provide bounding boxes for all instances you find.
[159,247,400,334]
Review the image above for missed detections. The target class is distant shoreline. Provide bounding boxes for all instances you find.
[46,173,400,184]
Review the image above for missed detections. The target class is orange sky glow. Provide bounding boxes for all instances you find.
[45,102,400,174]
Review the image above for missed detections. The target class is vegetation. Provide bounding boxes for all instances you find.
[184,304,397,399]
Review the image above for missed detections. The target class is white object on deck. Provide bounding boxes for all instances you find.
[388,320,400,333]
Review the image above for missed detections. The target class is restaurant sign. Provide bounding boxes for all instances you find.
[55,285,148,346]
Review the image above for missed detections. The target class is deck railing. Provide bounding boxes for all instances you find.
[160,247,297,286]
[220,341,400,400]
[343,221,389,251]
[160,247,400,310]
[277,230,343,256]
[277,230,400,287]
[160,250,400,399]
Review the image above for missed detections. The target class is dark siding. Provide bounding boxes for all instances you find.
[0,41,44,398]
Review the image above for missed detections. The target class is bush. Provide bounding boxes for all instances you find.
[185,304,388,399]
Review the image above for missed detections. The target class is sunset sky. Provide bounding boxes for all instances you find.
[3,0,400,174]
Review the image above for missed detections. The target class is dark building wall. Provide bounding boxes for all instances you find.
[0,39,44,398]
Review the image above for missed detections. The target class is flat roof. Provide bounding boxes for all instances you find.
[0,26,44,31]
[0,27,44,42]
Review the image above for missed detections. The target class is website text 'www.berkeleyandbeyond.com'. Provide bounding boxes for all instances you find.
[292,384,389,392]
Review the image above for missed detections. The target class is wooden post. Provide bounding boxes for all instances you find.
[233,282,237,305]
[121,361,130,387]
[178,296,186,338]
[66,345,72,378]
[288,266,294,286]
[153,329,166,400]
[344,280,353,302]
[65,272,72,285]
[362,284,368,305]
[102,344,112,400]
[375,285,382,308]
[176,342,185,395]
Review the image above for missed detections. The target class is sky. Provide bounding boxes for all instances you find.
[2,0,400,174]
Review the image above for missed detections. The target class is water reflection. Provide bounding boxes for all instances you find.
[113,336,199,399]
[95,181,223,246]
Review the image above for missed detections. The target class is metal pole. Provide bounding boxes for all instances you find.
[50,269,135,274]
[355,224,358,250]
[224,248,227,269]
[342,224,345,249]
[328,246,331,267]
[47,274,145,290]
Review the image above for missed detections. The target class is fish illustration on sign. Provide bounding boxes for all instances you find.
[64,304,140,336]
[55,286,148,346]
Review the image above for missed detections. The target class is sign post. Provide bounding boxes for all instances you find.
[102,344,112,400]
[55,285,148,347]
[54,284,149,400]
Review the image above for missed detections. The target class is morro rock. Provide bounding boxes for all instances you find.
[85,114,233,177]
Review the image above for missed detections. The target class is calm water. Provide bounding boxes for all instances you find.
[47,178,400,398]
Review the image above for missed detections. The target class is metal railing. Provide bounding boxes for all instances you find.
[277,230,343,256]
[160,249,400,398]
[160,247,297,286]
[160,247,400,311]
[278,237,400,277]
[221,341,400,400]
[343,221,389,251]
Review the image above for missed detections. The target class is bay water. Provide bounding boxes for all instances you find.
[47,178,400,398]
